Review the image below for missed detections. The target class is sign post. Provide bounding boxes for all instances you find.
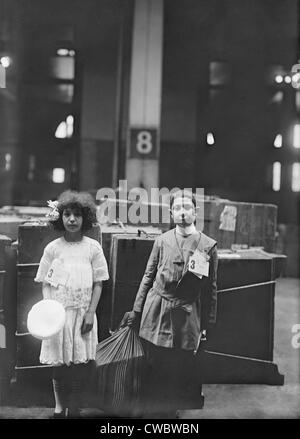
[126,0,163,190]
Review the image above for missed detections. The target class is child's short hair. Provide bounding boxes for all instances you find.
[51,190,97,232]
[170,190,196,209]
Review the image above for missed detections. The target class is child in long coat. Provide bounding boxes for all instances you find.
[124,190,218,417]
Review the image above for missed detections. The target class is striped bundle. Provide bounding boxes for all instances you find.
[95,326,145,416]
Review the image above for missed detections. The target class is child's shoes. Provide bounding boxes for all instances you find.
[51,410,66,419]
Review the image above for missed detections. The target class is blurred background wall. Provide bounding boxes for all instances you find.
[0,0,299,273]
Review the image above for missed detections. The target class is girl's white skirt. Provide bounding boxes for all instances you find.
[39,307,98,366]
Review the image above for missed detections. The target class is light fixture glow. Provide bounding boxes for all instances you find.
[284,75,292,84]
[55,115,74,138]
[0,324,6,349]
[66,115,74,125]
[293,124,300,149]
[5,153,11,171]
[66,115,74,137]
[292,73,300,83]
[0,56,11,68]
[57,48,69,56]
[292,163,300,192]
[52,168,65,183]
[55,121,67,139]
[56,49,75,57]
[273,134,282,148]
[207,132,215,145]
[291,63,300,89]
[272,162,281,192]
[292,72,300,89]
[275,75,283,84]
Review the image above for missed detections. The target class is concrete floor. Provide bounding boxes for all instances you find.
[182,277,300,419]
[0,277,299,419]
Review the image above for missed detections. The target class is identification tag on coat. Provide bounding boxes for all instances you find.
[46,259,69,287]
[188,250,209,278]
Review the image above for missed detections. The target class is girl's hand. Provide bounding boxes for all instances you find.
[81,311,94,335]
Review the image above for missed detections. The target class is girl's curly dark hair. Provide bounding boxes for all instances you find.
[51,190,97,232]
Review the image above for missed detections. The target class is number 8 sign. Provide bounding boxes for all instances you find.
[128,127,158,159]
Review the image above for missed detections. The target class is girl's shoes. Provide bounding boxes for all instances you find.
[51,408,82,419]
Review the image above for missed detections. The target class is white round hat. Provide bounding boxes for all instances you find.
[27,299,66,340]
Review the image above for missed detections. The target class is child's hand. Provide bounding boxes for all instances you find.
[81,311,94,335]
[120,311,141,329]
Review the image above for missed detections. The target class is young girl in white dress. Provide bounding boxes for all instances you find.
[34,190,109,418]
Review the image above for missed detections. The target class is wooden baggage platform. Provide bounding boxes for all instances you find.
[0,235,14,404]
[0,196,285,405]
[108,237,285,385]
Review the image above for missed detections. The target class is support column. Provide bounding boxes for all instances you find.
[126,0,163,191]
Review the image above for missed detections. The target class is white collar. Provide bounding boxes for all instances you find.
[175,224,197,236]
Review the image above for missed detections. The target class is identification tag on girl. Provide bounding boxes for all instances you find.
[188,249,209,278]
[45,259,69,287]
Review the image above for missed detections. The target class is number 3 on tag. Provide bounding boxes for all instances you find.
[188,250,209,278]
[46,259,69,286]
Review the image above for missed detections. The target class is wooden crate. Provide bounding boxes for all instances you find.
[0,273,4,323]
[18,223,101,264]
[16,334,42,368]
[101,224,161,263]
[0,240,16,405]
[3,244,17,364]
[109,234,158,331]
[0,235,11,347]
[208,250,275,361]
[16,266,42,335]
[275,224,299,277]
[0,235,12,270]
[98,226,161,341]
[97,198,170,232]
[202,199,277,252]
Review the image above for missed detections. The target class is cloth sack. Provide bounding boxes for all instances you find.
[95,325,145,416]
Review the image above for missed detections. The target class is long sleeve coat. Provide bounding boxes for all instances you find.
[133,229,218,351]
